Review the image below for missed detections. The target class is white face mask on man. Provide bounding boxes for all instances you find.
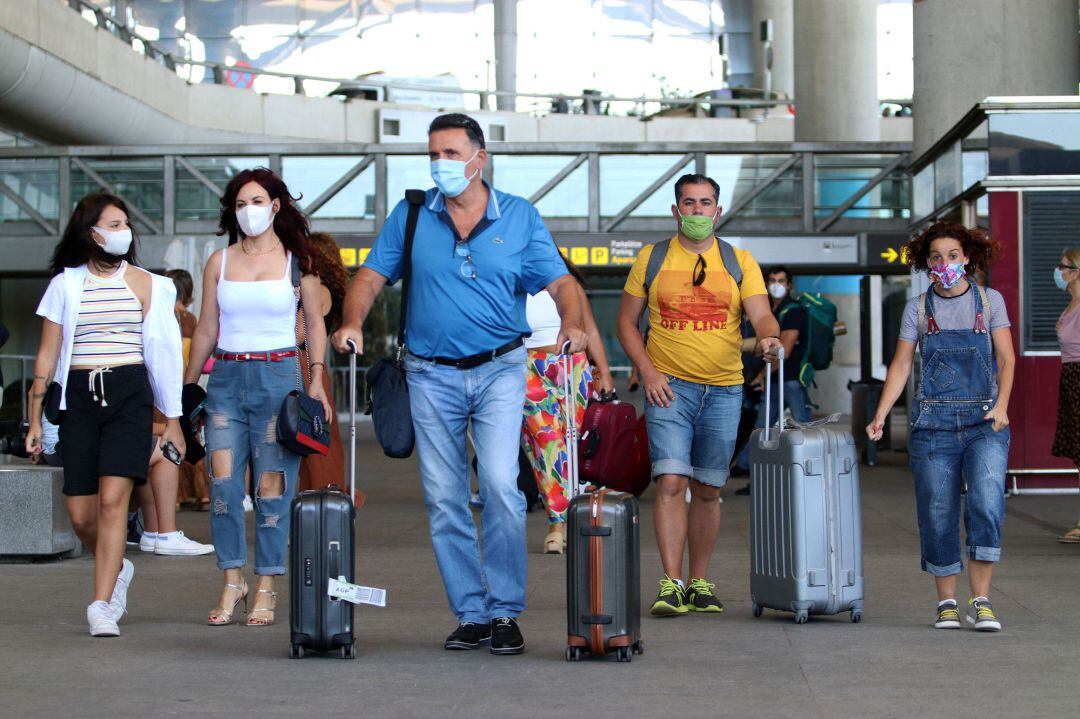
[93,226,133,256]
[768,283,788,300]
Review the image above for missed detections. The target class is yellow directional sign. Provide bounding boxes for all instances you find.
[880,247,899,263]
[570,247,589,265]
[590,247,609,265]
[339,248,357,267]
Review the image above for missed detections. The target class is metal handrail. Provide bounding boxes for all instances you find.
[67,0,795,114]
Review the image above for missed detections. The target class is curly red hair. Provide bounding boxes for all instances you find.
[903,222,1001,274]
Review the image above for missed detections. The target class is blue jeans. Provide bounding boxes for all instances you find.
[406,346,528,624]
[645,377,742,487]
[735,379,811,471]
[204,354,301,574]
[909,421,1009,576]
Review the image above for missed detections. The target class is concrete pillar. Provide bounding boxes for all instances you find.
[493,0,517,112]
[913,0,1080,157]
[752,0,793,100]
[793,0,879,141]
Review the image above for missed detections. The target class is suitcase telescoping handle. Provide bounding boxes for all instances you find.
[561,340,581,502]
[345,339,360,502]
[762,345,786,444]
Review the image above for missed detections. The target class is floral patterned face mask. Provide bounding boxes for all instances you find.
[929,262,966,289]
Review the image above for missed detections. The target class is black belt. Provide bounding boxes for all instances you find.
[415,338,523,370]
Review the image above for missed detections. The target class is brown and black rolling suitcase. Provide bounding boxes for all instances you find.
[562,345,643,662]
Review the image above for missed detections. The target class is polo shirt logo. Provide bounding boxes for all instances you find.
[493,237,503,244]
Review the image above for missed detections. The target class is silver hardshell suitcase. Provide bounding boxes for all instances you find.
[748,348,864,624]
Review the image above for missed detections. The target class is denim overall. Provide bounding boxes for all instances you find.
[909,284,1009,576]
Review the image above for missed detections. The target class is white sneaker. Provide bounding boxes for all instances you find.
[139,532,158,553]
[87,600,119,637]
[154,530,215,556]
[110,558,134,617]
[243,495,254,513]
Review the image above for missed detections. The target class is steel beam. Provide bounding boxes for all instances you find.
[603,153,693,232]
[715,154,800,230]
[0,179,57,235]
[71,158,162,234]
[528,154,587,205]
[175,156,225,197]
[814,154,908,232]
[304,156,374,216]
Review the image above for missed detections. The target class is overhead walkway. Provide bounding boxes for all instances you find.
[1,427,1078,718]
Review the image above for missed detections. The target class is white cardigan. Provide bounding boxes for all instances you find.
[36,264,183,418]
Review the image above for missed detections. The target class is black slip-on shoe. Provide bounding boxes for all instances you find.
[444,622,492,650]
[489,617,525,655]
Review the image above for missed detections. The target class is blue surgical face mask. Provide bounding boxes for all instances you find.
[1055,267,1070,291]
[430,149,480,198]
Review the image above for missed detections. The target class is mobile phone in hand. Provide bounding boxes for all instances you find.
[162,441,182,466]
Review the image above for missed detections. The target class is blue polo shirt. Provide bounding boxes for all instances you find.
[364,184,568,359]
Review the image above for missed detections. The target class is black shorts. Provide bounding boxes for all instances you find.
[59,364,154,496]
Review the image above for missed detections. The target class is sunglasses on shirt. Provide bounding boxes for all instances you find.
[692,255,707,287]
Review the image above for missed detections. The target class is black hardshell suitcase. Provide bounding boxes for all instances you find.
[288,342,361,659]
[561,344,644,663]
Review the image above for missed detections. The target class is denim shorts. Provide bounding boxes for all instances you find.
[645,376,742,487]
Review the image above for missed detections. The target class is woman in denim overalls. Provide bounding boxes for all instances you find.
[868,223,1015,632]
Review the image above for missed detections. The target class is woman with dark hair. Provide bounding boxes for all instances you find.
[25,192,184,636]
[1051,247,1080,543]
[520,258,614,553]
[186,167,331,627]
[297,232,348,494]
[867,222,1014,632]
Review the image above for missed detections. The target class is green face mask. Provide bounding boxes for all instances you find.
[678,211,716,242]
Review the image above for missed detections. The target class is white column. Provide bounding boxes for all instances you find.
[493,0,518,112]
[793,0,879,142]
[752,0,794,100]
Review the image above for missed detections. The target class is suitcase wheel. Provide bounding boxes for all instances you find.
[289,644,305,659]
[752,602,763,618]
[616,647,632,663]
[340,641,357,659]
[565,646,582,662]
[851,610,862,624]
[632,640,644,656]
[794,610,809,625]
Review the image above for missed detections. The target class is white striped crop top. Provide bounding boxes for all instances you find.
[71,262,144,367]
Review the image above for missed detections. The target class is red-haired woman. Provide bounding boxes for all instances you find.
[186,168,331,627]
[867,223,1014,632]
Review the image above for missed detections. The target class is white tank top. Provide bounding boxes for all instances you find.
[216,249,297,352]
[525,290,562,349]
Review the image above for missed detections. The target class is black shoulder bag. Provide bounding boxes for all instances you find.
[277,254,331,457]
[366,189,425,459]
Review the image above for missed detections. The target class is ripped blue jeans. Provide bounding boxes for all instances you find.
[204,351,301,574]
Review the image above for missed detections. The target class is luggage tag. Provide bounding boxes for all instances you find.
[327,576,387,607]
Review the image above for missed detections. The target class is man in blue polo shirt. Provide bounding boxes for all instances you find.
[333,114,586,655]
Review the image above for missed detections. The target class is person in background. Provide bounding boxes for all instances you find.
[732,264,811,489]
[25,192,184,637]
[521,259,614,554]
[617,173,781,618]
[1051,247,1080,543]
[132,412,214,556]
[868,222,1013,632]
[297,232,347,495]
[166,270,197,365]
[186,168,331,627]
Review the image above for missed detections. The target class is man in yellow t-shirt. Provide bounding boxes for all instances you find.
[617,173,781,617]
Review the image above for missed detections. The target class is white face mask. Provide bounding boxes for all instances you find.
[237,204,274,237]
[768,283,788,300]
[93,226,133,256]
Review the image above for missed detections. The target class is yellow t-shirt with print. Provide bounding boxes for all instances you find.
[624,237,767,386]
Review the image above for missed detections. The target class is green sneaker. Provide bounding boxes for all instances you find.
[650,576,688,616]
[685,578,724,613]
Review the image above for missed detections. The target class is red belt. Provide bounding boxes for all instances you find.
[214,350,298,362]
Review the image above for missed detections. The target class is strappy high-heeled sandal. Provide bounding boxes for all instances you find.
[246,588,278,627]
[207,582,248,626]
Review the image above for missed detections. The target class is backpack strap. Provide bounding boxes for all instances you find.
[716,238,743,289]
[642,238,670,297]
[397,189,426,358]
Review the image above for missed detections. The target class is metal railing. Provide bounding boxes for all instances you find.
[0,354,36,423]
[0,141,911,261]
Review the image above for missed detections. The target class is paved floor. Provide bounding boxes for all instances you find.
[3,428,1079,719]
